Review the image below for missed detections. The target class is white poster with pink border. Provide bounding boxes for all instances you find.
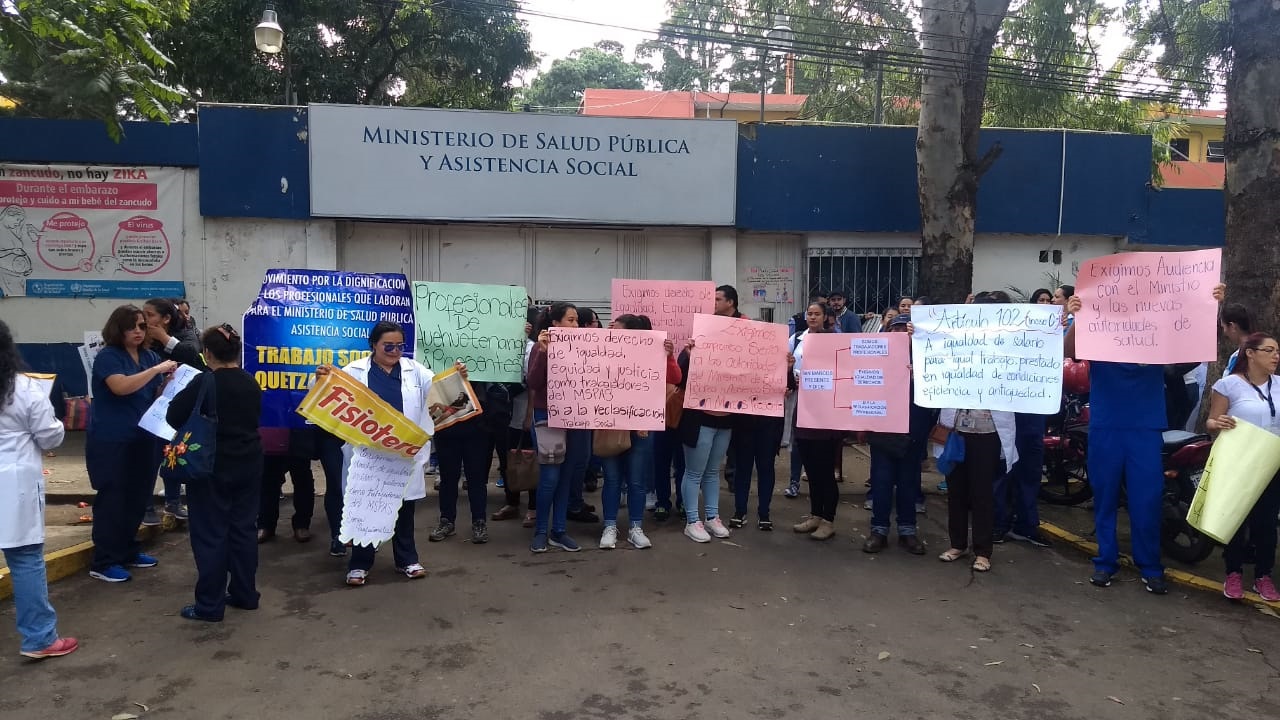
[0,164,185,298]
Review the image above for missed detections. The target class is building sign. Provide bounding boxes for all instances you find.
[0,164,185,298]
[308,104,737,226]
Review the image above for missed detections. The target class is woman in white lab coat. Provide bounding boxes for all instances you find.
[0,319,77,659]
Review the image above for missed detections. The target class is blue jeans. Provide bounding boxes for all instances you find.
[652,430,684,511]
[3,544,58,653]
[1088,429,1164,577]
[682,425,732,524]
[789,442,804,487]
[568,432,592,514]
[533,410,590,535]
[994,414,1046,536]
[733,417,782,520]
[601,431,654,528]
[870,446,918,536]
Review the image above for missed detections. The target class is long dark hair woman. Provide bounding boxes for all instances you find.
[165,324,264,622]
[143,296,204,524]
[0,319,78,658]
[86,305,178,583]
[790,303,841,540]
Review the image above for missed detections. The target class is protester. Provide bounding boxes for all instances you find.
[0,319,77,658]
[789,291,827,337]
[992,411,1053,549]
[315,428,348,556]
[828,290,859,333]
[1052,285,1075,306]
[526,302,589,552]
[316,321,437,586]
[878,307,899,332]
[1206,332,1280,602]
[430,376,496,545]
[86,305,178,583]
[1029,288,1053,305]
[897,296,914,316]
[783,302,827,499]
[492,332,538,527]
[165,324,264,622]
[173,299,202,349]
[791,303,842,541]
[675,342,736,544]
[1220,303,1254,375]
[257,428,317,544]
[143,297,203,525]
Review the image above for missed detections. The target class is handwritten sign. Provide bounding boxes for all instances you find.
[413,281,529,382]
[911,304,1064,414]
[546,328,667,430]
[340,446,423,547]
[1074,249,1221,363]
[797,333,910,432]
[610,279,715,350]
[683,314,787,416]
[139,364,203,439]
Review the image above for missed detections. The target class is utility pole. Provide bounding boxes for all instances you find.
[872,52,884,124]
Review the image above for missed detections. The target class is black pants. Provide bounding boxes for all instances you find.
[258,454,314,532]
[436,423,491,524]
[316,430,345,541]
[799,437,840,521]
[88,435,160,571]
[349,500,418,571]
[187,457,262,617]
[947,432,1001,558]
[733,417,783,520]
[503,426,536,510]
[1225,473,1280,577]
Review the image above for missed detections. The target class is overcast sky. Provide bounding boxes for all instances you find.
[520,0,669,74]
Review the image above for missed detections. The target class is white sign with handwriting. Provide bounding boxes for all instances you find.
[340,446,423,547]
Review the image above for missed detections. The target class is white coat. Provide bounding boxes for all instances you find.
[0,375,66,548]
[339,356,435,501]
[936,408,1019,474]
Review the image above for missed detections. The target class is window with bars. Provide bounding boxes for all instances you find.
[806,248,920,317]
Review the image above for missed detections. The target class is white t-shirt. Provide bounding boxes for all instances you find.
[1212,374,1280,436]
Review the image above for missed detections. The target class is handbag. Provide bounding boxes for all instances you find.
[665,386,685,429]
[593,429,631,458]
[161,372,218,483]
[533,420,567,465]
[928,424,952,446]
[63,395,91,430]
[505,435,540,493]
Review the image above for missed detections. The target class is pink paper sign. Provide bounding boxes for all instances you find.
[683,314,788,417]
[611,279,715,350]
[1075,249,1222,363]
[545,328,667,431]
[797,333,910,432]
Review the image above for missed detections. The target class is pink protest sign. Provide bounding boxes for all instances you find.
[545,328,667,431]
[797,333,910,432]
[1075,249,1222,363]
[611,279,715,349]
[683,314,788,417]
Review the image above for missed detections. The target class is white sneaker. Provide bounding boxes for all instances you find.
[628,526,652,549]
[706,517,731,539]
[645,491,657,511]
[599,526,618,550]
[684,521,711,543]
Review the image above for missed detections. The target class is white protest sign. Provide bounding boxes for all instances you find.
[340,446,423,547]
[138,364,203,439]
[911,304,1064,414]
[79,331,103,398]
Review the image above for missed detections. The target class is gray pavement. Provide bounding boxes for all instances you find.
[4,453,1280,719]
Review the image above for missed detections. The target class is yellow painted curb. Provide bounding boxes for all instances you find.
[0,541,95,602]
[1039,521,1280,613]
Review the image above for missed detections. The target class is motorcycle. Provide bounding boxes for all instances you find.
[1040,396,1091,505]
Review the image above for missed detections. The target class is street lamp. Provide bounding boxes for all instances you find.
[759,13,795,123]
[254,4,284,54]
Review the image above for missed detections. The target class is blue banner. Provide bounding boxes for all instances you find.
[243,269,415,428]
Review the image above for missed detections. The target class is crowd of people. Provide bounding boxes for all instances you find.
[3,276,1276,661]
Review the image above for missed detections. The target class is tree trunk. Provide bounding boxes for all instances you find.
[1223,1,1280,338]
[915,0,1011,303]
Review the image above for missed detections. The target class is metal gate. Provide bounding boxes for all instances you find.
[806,247,920,317]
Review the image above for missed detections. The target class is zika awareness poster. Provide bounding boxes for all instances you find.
[1074,249,1222,363]
[243,269,415,428]
[911,304,1065,414]
[0,164,185,298]
[797,333,910,432]
[413,281,529,383]
[546,327,667,431]
[683,314,788,417]
[611,279,715,350]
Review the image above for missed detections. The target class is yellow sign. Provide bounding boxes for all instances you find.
[295,369,430,460]
[1187,418,1280,544]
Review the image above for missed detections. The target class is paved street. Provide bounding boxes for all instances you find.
[4,464,1280,720]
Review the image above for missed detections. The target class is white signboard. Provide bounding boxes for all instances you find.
[308,104,738,226]
[341,446,423,547]
[0,164,186,297]
[139,364,203,439]
[911,304,1065,414]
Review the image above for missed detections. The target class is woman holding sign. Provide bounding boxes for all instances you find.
[790,303,842,541]
[1205,332,1280,602]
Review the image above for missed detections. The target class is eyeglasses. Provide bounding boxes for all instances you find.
[133,323,147,330]
[1250,347,1279,354]
[380,342,408,353]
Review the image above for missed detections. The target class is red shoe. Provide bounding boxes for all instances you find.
[21,637,79,659]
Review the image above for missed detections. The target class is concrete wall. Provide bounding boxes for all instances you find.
[971,234,1120,299]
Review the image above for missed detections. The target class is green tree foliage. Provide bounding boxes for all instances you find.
[1120,0,1229,105]
[153,0,535,110]
[523,41,649,110]
[0,0,191,138]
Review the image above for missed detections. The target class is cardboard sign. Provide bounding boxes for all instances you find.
[911,304,1064,414]
[295,369,431,460]
[546,328,667,430]
[340,446,424,548]
[683,314,788,416]
[1074,249,1222,363]
[610,279,715,350]
[797,333,910,432]
[413,281,529,382]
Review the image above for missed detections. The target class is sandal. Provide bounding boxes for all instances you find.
[398,563,427,579]
[522,511,536,528]
[491,505,520,521]
[345,569,368,586]
[938,548,969,562]
[972,557,992,573]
